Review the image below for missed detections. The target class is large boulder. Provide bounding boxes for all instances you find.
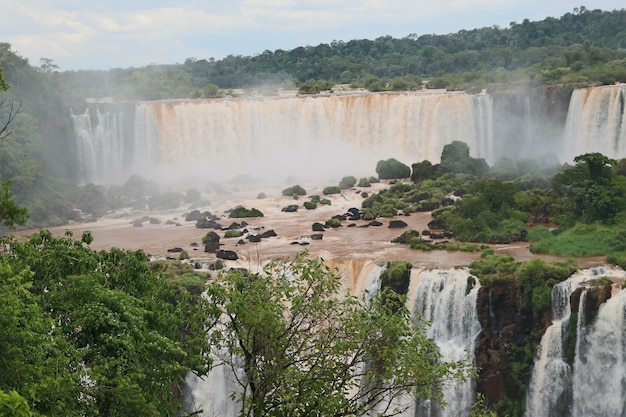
[216,250,238,261]
[388,220,408,228]
[203,231,221,253]
[259,229,277,238]
[196,219,224,229]
[312,222,326,232]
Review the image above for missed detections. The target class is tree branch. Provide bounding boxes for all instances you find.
[0,97,21,141]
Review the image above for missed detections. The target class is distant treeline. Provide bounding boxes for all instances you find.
[2,6,626,103]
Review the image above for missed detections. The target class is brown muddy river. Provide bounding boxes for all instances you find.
[13,182,605,272]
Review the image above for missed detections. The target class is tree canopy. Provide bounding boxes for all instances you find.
[204,254,473,417]
[0,230,211,416]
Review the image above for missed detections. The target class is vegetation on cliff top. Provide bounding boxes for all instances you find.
[367,142,626,263]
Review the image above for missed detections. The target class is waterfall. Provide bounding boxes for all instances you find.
[572,285,626,416]
[185,362,242,417]
[71,91,494,184]
[185,264,482,417]
[71,108,126,184]
[525,266,626,417]
[563,84,626,163]
[70,85,626,185]
[411,268,482,417]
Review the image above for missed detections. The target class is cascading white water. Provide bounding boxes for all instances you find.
[185,362,242,417]
[411,268,482,417]
[71,108,126,184]
[524,271,590,417]
[73,91,494,184]
[563,84,626,163]
[572,284,626,416]
[525,266,626,417]
[71,84,626,185]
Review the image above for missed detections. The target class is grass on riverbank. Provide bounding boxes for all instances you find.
[529,223,626,257]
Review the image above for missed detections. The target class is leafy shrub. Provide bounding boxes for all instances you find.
[515,258,577,316]
[326,218,341,228]
[380,261,412,295]
[303,201,317,210]
[209,259,225,270]
[229,206,264,218]
[530,222,621,256]
[607,251,626,269]
[339,176,357,189]
[170,273,208,296]
[282,185,306,196]
[375,158,411,179]
[257,192,267,199]
[323,186,341,195]
[469,252,517,284]
[224,230,243,238]
[202,231,220,244]
[358,177,371,187]
[527,225,553,241]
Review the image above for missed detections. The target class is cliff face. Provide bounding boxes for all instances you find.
[474,280,550,414]
[474,276,616,416]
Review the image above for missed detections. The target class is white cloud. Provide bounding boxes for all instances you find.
[0,0,624,70]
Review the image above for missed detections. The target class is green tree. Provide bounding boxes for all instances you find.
[0,181,28,228]
[376,158,411,179]
[440,141,489,177]
[0,63,28,229]
[339,175,357,189]
[0,390,35,417]
[0,230,211,417]
[552,152,626,223]
[205,254,472,417]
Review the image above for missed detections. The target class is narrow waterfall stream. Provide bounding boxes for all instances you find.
[572,284,626,416]
[411,268,482,417]
[525,266,626,417]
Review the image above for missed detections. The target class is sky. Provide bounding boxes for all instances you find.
[1,1,624,72]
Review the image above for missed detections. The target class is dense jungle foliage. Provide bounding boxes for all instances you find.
[367,140,626,263]
[0,230,211,416]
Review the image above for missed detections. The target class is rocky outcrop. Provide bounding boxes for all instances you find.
[196,219,224,229]
[570,281,612,325]
[216,249,238,261]
[203,231,221,253]
[312,222,326,232]
[474,280,550,412]
[388,220,408,228]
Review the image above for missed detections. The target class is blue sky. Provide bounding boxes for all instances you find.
[1,1,624,71]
